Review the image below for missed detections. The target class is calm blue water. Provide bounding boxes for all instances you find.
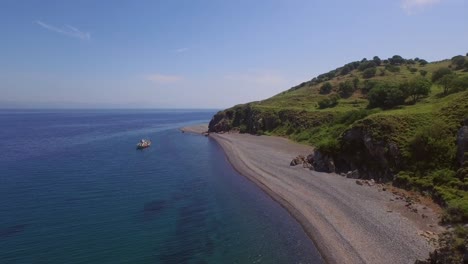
[0,110,322,264]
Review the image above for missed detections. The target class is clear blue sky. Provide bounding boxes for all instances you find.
[1,0,467,108]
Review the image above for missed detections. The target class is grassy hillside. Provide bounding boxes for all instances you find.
[209,54,468,262]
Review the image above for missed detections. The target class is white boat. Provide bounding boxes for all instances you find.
[136,139,151,149]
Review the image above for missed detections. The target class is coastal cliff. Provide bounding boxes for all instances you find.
[209,54,468,262]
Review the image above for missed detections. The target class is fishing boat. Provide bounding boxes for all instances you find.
[136,139,151,149]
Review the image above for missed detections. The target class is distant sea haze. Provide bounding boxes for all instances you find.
[0,109,322,264]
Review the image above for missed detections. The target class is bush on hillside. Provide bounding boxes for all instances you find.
[401,77,432,103]
[358,61,377,71]
[419,59,428,66]
[432,67,453,83]
[451,55,466,70]
[338,80,355,97]
[320,82,333,94]
[452,75,468,91]
[352,77,360,89]
[409,121,456,171]
[361,80,378,94]
[367,83,406,109]
[419,70,428,77]
[385,64,400,73]
[317,94,339,109]
[362,67,377,79]
[373,56,381,66]
[389,55,405,65]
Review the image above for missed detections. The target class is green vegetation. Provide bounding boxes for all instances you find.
[320,82,332,94]
[209,55,468,257]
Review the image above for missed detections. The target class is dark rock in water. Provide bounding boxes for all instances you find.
[0,224,27,238]
[457,118,468,165]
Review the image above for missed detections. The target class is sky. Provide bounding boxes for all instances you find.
[1,0,467,109]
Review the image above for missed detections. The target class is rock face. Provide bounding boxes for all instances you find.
[208,112,232,133]
[333,120,402,180]
[457,118,468,166]
[312,150,335,173]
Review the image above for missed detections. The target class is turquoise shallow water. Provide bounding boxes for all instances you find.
[0,110,322,264]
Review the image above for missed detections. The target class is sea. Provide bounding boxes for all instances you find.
[0,109,322,264]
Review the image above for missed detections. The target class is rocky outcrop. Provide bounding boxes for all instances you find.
[290,155,314,169]
[457,118,468,165]
[332,120,403,181]
[208,111,232,132]
[312,150,335,173]
[290,155,306,166]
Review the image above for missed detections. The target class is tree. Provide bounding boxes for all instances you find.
[403,77,432,103]
[448,75,468,93]
[432,67,453,83]
[368,83,406,109]
[437,73,457,95]
[338,80,355,98]
[340,65,352,75]
[320,82,333,94]
[358,61,377,71]
[362,67,377,78]
[373,56,382,66]
[451,55,466,70]
[362,80,377,94]
[389,55,405,65]
[419,59,428,66]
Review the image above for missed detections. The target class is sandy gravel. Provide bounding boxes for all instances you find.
[208,132,439,264]
[180,124,209,134]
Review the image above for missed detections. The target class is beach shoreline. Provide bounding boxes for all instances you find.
[181,124,442,264]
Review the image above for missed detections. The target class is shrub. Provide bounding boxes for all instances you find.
[239,124,248,133]
[338,81,355,97]
[362,67,377,79]
[409,121,456,170]
[451,55,466,70]
[368,83,406,109]
[449,75,468,93]
[401,76,432,103]
[338,109,374,125]
[408,67,418,73]
[373,56,381,66]
[419,59,428,66]
[389,55,405,65]
[419,70,428,77]
[317,94,339,109]
[432,67,453,83]
[316,137,340,155]
[361,80,378,94]
[358,61,377,71]
[320,82,333,94]
[352,77,360,89]
[385,64,400,73]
